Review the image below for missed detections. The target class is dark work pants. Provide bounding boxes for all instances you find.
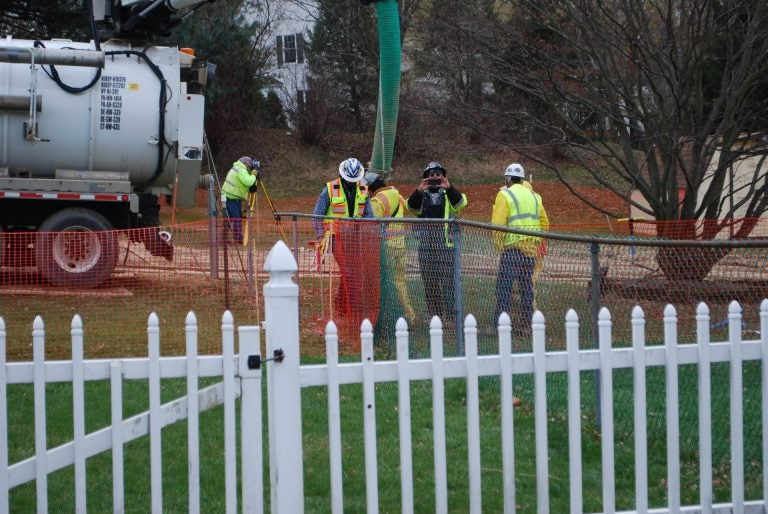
[494,247,536,330]
[417,244,455,323]
[225,198,243,244]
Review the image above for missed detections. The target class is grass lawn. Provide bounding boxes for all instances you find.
[5,353,764,511]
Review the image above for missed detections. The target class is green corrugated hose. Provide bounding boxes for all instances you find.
[367,0,403,347]
[369,0,401,177]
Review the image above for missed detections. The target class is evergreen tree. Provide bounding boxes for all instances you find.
[0,1,89,40]
[172,0,276,158]
[307,0,379,132]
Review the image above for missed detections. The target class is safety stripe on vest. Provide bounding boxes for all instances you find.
[503,188,540,223]
[377,191,392,215]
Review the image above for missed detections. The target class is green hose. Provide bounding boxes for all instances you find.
[367,0,402,346]
[369,0,401,177]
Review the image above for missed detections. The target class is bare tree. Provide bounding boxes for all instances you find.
[410,0,768,279]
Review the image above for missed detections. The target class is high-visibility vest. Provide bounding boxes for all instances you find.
[372,186,406,246]
[501,183,542,253]
[432,190,467,248]
[323,179,368,233]
[221,161,256,201]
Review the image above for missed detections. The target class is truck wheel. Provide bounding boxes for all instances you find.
[36,208,119,288]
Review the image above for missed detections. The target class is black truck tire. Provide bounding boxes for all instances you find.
[36,208,119,288]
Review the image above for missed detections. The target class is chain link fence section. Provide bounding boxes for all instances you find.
[1,216,766,361]
[290,215,768,359]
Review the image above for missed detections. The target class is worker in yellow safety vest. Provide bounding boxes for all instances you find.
[492,163,549,335]
[312,158,374,334]
[221,156,259,244]
[364,171,416,323]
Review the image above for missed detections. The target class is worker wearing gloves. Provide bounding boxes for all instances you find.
[221,156,259,244]
[492,163,549,336]
[406,161,468,324]
[312,158,374,339]
[365,171,417,329]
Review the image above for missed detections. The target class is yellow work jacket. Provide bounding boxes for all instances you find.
[371,186,406,248]
[491,183,548,256]
[221,161,257,201]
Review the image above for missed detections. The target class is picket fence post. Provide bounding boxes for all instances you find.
[0,316,7,514]
[263,240,303,514]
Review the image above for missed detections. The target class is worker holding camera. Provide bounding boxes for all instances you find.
[406,161,468,325]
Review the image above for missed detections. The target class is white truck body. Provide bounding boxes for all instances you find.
[0,0,212,287]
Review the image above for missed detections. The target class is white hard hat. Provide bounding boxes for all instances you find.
[338,157,365,182]
[504,163,525,178]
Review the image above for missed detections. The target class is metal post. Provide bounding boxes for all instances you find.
[292,215,299,261]
[206,175,219,279]
[590,239,602,427]
[452,221,464,356]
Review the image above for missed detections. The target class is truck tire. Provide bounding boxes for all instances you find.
[36,208,119,288]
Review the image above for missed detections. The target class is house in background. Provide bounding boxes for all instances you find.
[629,132,768,238]
[259,1,317,124]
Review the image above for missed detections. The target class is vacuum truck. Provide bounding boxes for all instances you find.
[0,0,213,287]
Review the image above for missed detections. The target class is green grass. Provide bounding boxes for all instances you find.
[6,360,764,512]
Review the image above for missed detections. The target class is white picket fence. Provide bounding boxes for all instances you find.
[0,310,263,514]
[1,240,767,513]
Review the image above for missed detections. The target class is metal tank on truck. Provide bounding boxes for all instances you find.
[0,0,213,287]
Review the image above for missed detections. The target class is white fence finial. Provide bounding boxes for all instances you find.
[264,240,298,274]
[498,311,511,328]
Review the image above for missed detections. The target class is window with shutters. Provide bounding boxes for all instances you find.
[276,33,305,67]
[284,34,297,63]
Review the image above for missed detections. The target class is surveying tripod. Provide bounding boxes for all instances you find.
[242,173,288,245]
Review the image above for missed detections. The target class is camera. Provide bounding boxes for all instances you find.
[427,178,442,186]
